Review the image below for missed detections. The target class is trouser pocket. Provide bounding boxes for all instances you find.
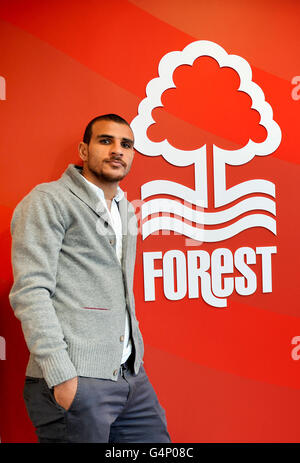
[23,377,66,442]
[48,377,81,412]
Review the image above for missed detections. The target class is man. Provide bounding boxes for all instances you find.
[9,114,170,443]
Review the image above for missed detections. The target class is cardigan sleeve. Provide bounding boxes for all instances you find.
[9,188,77,388]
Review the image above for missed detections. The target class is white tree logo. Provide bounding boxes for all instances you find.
[131,40,281,242]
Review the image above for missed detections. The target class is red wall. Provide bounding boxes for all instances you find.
[0,0,300,443]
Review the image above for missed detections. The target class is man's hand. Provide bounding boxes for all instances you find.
[53,376,78,411]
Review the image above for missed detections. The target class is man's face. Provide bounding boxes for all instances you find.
[80,120,135,183]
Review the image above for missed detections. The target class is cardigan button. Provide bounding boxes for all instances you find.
[104,221,108,228]
[113,369,118,376]
[120,335,124,342]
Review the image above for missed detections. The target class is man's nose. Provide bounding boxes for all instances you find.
[111,141,123,156]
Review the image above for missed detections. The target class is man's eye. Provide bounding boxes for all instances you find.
[100,139,110,144]
[122,142,131,149]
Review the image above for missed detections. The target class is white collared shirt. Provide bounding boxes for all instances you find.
[81,175,132,364]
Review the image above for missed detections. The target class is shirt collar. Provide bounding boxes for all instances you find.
[81,174,124,203]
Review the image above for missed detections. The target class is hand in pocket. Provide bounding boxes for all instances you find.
[53,376,78,411]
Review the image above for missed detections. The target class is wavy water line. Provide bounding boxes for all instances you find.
[141,180,206,206]
[142,214,276,242]
[142,197,276,225]
[141,179,275,209]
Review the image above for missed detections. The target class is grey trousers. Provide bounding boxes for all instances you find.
[23,362,171,443]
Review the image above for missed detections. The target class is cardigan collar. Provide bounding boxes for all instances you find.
[60,164,129,231]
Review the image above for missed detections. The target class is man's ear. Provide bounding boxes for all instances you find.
[78,142,88,161]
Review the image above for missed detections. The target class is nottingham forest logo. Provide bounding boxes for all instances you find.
[132,40,281,308]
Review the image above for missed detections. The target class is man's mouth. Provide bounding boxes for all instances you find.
[106,159,126,168]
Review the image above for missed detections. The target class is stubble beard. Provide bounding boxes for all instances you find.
[89,160,129,183]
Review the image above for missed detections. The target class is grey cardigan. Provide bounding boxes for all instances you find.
[9,164,144,388]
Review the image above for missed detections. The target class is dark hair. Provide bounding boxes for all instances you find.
[83,114,131,144]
